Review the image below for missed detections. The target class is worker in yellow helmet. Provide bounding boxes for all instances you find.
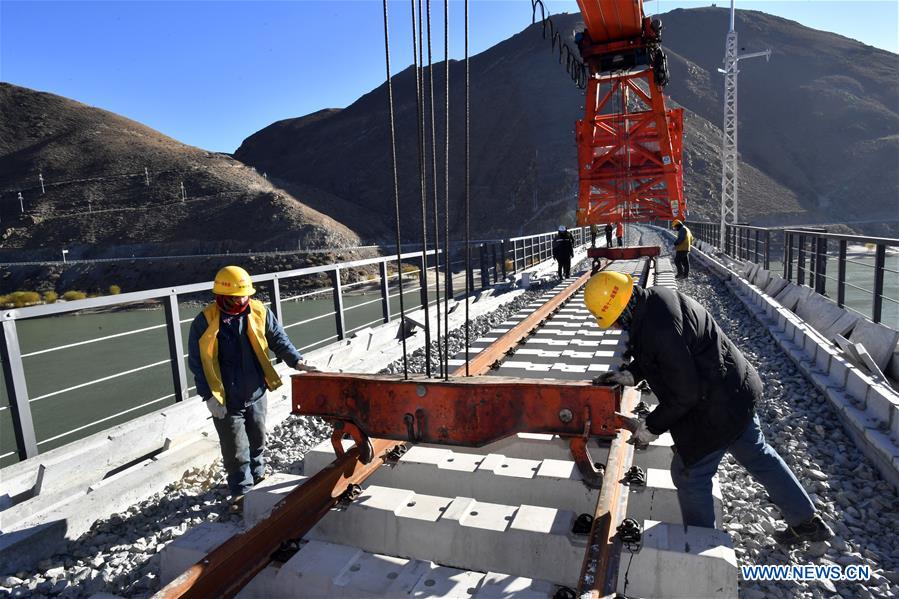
[671,219,693,279]
[187,266,314,512]
[583,271,832,545]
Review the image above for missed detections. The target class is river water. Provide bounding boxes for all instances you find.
[1,256,895,467]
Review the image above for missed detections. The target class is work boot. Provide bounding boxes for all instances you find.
[228,494,245,515]
[773,514,834,546]
[253,473,267,486]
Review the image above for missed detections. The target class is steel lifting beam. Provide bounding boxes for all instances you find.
[293,373,622,446]
[587,245,660,261]
[154,438,403,599]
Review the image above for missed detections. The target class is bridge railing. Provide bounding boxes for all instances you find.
[684,221,899,328]
[0,228,585,467]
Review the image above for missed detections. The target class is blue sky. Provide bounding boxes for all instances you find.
[1,1,896,152]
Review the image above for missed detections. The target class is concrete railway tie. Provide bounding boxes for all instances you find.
[158,257,739,598]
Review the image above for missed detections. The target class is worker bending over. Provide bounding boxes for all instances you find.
[552,226,574,279]
[671,219,692,279]
[586,271,833,545]
[188,266,313,511]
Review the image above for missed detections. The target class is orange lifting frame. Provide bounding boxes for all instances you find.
[574,0,685,225]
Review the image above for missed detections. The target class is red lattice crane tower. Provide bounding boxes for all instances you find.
[574,0,685,225]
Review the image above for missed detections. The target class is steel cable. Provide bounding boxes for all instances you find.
[411,0,433,378]
[464,0,470,376]
[381,0,409,378]
[530,0,588,89]
[425,0,444,377]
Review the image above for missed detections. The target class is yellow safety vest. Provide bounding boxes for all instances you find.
[198,299,283,405]
[676,227,693,252]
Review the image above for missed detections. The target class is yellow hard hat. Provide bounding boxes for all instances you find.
[212,265,256,296]
[671,219,683,228]
[583,271,634,329]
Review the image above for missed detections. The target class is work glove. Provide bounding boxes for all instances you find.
[615,411,658,447]
[205,398,227,420]
[592,369,635,387]
[294,360,319,373]
[630,422,658,446]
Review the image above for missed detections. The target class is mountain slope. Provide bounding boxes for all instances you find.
[0,83,362,253]
[235,7,897,239]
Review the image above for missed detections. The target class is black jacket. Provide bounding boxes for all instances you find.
[552,233,574,261]
[623,286,759,465]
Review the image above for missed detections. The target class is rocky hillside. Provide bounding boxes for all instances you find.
[235,7,897,238]
[0,83,361,255]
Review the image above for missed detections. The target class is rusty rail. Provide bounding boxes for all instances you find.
[577,386,639,597]
[153,439,402,599]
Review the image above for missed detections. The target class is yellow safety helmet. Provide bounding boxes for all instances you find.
[671,219,683,229]
[212,265,256,296]
[583,271,634,329]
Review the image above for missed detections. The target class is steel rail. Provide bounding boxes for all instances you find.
[450,270,593,377]
[577,386,638,597]
[153,438,403,599]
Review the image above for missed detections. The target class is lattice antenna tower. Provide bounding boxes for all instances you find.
[719,0,770,246]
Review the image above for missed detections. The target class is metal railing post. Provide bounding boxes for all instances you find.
[500,241,507,279]
[764,229,771,270]
[837,239,847,308]
[330,268,345,340]
[163,294,189,401]
[379,260,390,323]
[797,234,806,286]
[491,243,498,283]
[754,230,760,265]
[269,278,284,327]
[873,244,886,323]
[418,253,430,313]
[1,320,38,460]
[479,244,489,289]
[815,237,827,295]
[785,232,794,281]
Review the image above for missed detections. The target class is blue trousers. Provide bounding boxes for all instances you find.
[212,396,267,496]
[670,414,815,528]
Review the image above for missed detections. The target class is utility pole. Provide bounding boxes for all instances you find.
[144,167,150,187]
[718,0,770,246]
[62,249,68,264]
[180,181,186,202]
[17,192,24,213]
[39,173,45,194]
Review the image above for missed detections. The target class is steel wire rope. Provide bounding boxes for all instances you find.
[463,0,470,376]
[529,0,588,89]
[425,0,444,377]
[442,0,451,380]
[411,0,433,378]
[381,0,409,378]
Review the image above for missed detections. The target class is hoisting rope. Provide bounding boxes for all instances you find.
[441,0,451,381]
[529,0,588,89]
[411,0,433,378]
[425,0,444,377]
[463,0,471,376]
[381,0,409,379]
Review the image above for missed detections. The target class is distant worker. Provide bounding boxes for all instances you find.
[671,219,693,279]
[616,221,624,247]
[552,226,575,279]
[604,223,614,247]
[585,271,833,545]
[187,266,315,512]
[590,223,598,248]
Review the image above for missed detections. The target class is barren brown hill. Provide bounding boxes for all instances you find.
[0,83,363,255]
[235,7,897,239]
